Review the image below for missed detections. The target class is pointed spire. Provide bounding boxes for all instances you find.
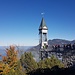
[39,17,48,30]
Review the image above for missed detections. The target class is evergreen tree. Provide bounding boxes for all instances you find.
[50,55,64,68]
[38,56,64,69]
[20,52,38,72]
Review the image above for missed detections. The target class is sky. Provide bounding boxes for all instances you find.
[0,0,75,46]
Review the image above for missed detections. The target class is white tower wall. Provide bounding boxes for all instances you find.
[39,18,48,49]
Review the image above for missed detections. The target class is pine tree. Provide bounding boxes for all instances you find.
[20,52,38,72]
[38,56,64,69]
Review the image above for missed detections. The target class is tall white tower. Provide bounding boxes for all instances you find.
[39,17,48,49]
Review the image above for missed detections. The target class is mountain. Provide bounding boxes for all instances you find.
[27,39,75,52]
[48,39,75,45]
[27,39,75,61]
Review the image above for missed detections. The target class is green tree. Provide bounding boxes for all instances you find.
[38,56,64,69]
[20,52,38,72]
[50,55,64,68]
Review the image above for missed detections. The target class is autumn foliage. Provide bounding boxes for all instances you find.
[0,45,65,75]
[0,45,25,75]
[3,46,18,67]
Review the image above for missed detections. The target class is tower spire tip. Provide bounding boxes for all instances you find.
[41,12,45,17]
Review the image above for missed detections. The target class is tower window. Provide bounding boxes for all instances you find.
[43,33,47,42]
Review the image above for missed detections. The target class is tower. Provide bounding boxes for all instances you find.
[39,17,48,60]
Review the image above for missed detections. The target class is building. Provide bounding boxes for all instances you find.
[39,17,48,49]
[38,17,75,67]
[39,17,49,60]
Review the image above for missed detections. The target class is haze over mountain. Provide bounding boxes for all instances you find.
[27,39,75,61]
[0,46,32,60]
[27,39,75,51]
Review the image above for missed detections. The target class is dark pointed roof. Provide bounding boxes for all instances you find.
[39,17,48,30]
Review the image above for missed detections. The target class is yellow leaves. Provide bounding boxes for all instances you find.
[0,45,26,75]
[0,62,3,74]
[12,69,15,72]
[12,56,18,62]
[2,56,7,62]
[20,65,22,70]
[3,64,10,74]
[0,62,10,74]
[3,45,18,64]
[0,45,20,74]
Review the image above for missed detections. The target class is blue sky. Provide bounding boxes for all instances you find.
[0,0,75,46]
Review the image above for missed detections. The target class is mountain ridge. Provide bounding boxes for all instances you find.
[27,39,75,61]
[27,39,75,51]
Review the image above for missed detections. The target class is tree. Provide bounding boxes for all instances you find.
[0,45,26,75]
[2,46,18,70]
[20,52,38,72]
[50,56,64,68]
[38,56,64,69]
